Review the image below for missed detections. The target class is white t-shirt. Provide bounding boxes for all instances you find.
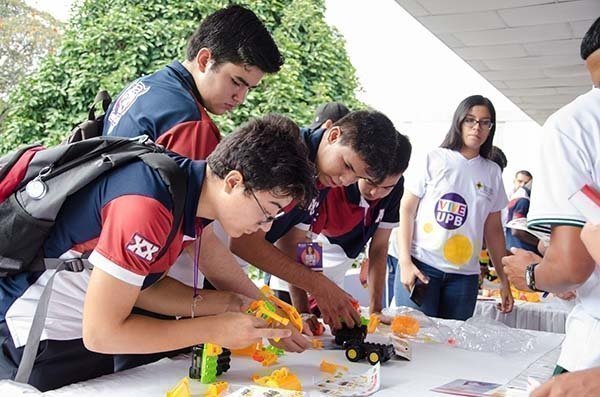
[405,148,508,275]
[526,87,600,372]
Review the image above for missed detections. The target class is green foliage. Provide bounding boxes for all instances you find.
[0,0,362,153]
[0,0,62,127]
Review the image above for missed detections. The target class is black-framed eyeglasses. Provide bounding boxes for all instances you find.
[463,117,493,130]
[249,189,285,225]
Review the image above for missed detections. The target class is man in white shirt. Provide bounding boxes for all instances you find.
[503,16,600,377]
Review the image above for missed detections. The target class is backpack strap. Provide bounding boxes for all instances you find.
[65,90,112,144]
[14,259,91,384]
[140,152,187,261]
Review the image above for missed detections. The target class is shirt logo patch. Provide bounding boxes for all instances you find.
[107,80,150,135]
[475,181,494,199]
[435,193,468,230]
[375,209,385,223]
[307,197,320,216]
[126,233,160,262]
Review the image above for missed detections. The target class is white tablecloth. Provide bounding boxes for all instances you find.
[474,298,574,333]
[1,325,564,397]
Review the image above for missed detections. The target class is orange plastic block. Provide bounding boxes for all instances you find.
[367,313,380,333]
[252,349,278,367]
[311,339,323,349]
[231,342,263,357]
[320,360,348,374]
[166,377,191,397]
[391,315,420,336]
[204,381,228,397]
[252,367,302,391]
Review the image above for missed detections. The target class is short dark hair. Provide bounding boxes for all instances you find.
[489,146,507,171]
[207,114,316,206]
[581,17,600,60]
[388,132,412,176]
[515,170,533,179]
[186,5,284,73]
[333,110,400,184]
[440,95,497,159]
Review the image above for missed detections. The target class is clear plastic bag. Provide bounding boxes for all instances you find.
[382,307,536,354]
[382,306,454,344]
[447,316,535,355]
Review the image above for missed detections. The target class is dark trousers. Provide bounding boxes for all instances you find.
[0,321,113,391]
[0,309,190,391]
[393,257,479,321]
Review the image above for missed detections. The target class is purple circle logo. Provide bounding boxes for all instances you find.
[435,193,468,230]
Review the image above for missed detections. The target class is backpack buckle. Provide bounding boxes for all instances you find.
[64,258,85,272]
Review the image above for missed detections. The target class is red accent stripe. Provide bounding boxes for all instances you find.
[581,185,600,207]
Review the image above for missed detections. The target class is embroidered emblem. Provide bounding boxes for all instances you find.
[375,209,385,223]
[107,80,150,134]
[126,233,160,261]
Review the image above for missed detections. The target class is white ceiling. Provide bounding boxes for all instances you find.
[394,0,600,124]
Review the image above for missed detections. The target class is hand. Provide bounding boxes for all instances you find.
[300,313,321,336]
[399,260,428,292]
[371,311,393,325]
[267,323,310,353]
[531,367,600,397]
[211,312,291,350]
[581,222,600,263]
[497,282,514,313]
[225,293,254,313]
[502,248,543,291]
[310,275,361,331]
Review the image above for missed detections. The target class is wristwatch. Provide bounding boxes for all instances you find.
[525,263,545,292]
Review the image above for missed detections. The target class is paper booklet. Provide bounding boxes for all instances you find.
[505,217,550,244]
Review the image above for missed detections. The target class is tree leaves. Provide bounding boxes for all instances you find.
[0,0,362,153]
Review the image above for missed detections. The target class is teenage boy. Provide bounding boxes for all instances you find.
[290,133,412,331]
[230,110,400,330]
[103,4,284,346]
[103,5,283,160]
[0,114,315,391]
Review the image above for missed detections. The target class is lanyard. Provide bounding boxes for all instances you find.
[191,223,203,318]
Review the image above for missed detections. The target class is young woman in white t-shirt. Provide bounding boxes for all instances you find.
[395,95,513,320]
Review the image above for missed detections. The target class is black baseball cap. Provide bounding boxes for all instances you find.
[309,102,350,129]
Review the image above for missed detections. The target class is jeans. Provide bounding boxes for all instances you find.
[393,257,479,321]
[386,255,398,306]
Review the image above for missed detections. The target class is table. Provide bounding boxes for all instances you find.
[474,297,574,333]
[1,324,564,396]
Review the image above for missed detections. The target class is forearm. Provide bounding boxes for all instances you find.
[397,213,415,263]
[534,226,596,293]
[199,227,261,299]
[84,312,222,354]
[289,284,310,313]
[367,255,386,314]
[135,277,238,317]
[486,237,509,284]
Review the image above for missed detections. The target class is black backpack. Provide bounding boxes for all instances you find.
[0,136,187,385]
[0,135,186,276]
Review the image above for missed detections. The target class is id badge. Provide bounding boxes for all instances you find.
[296,242,323,272]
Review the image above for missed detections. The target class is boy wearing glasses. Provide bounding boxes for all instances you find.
[230,110,402,331]
[0,115,315,391]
